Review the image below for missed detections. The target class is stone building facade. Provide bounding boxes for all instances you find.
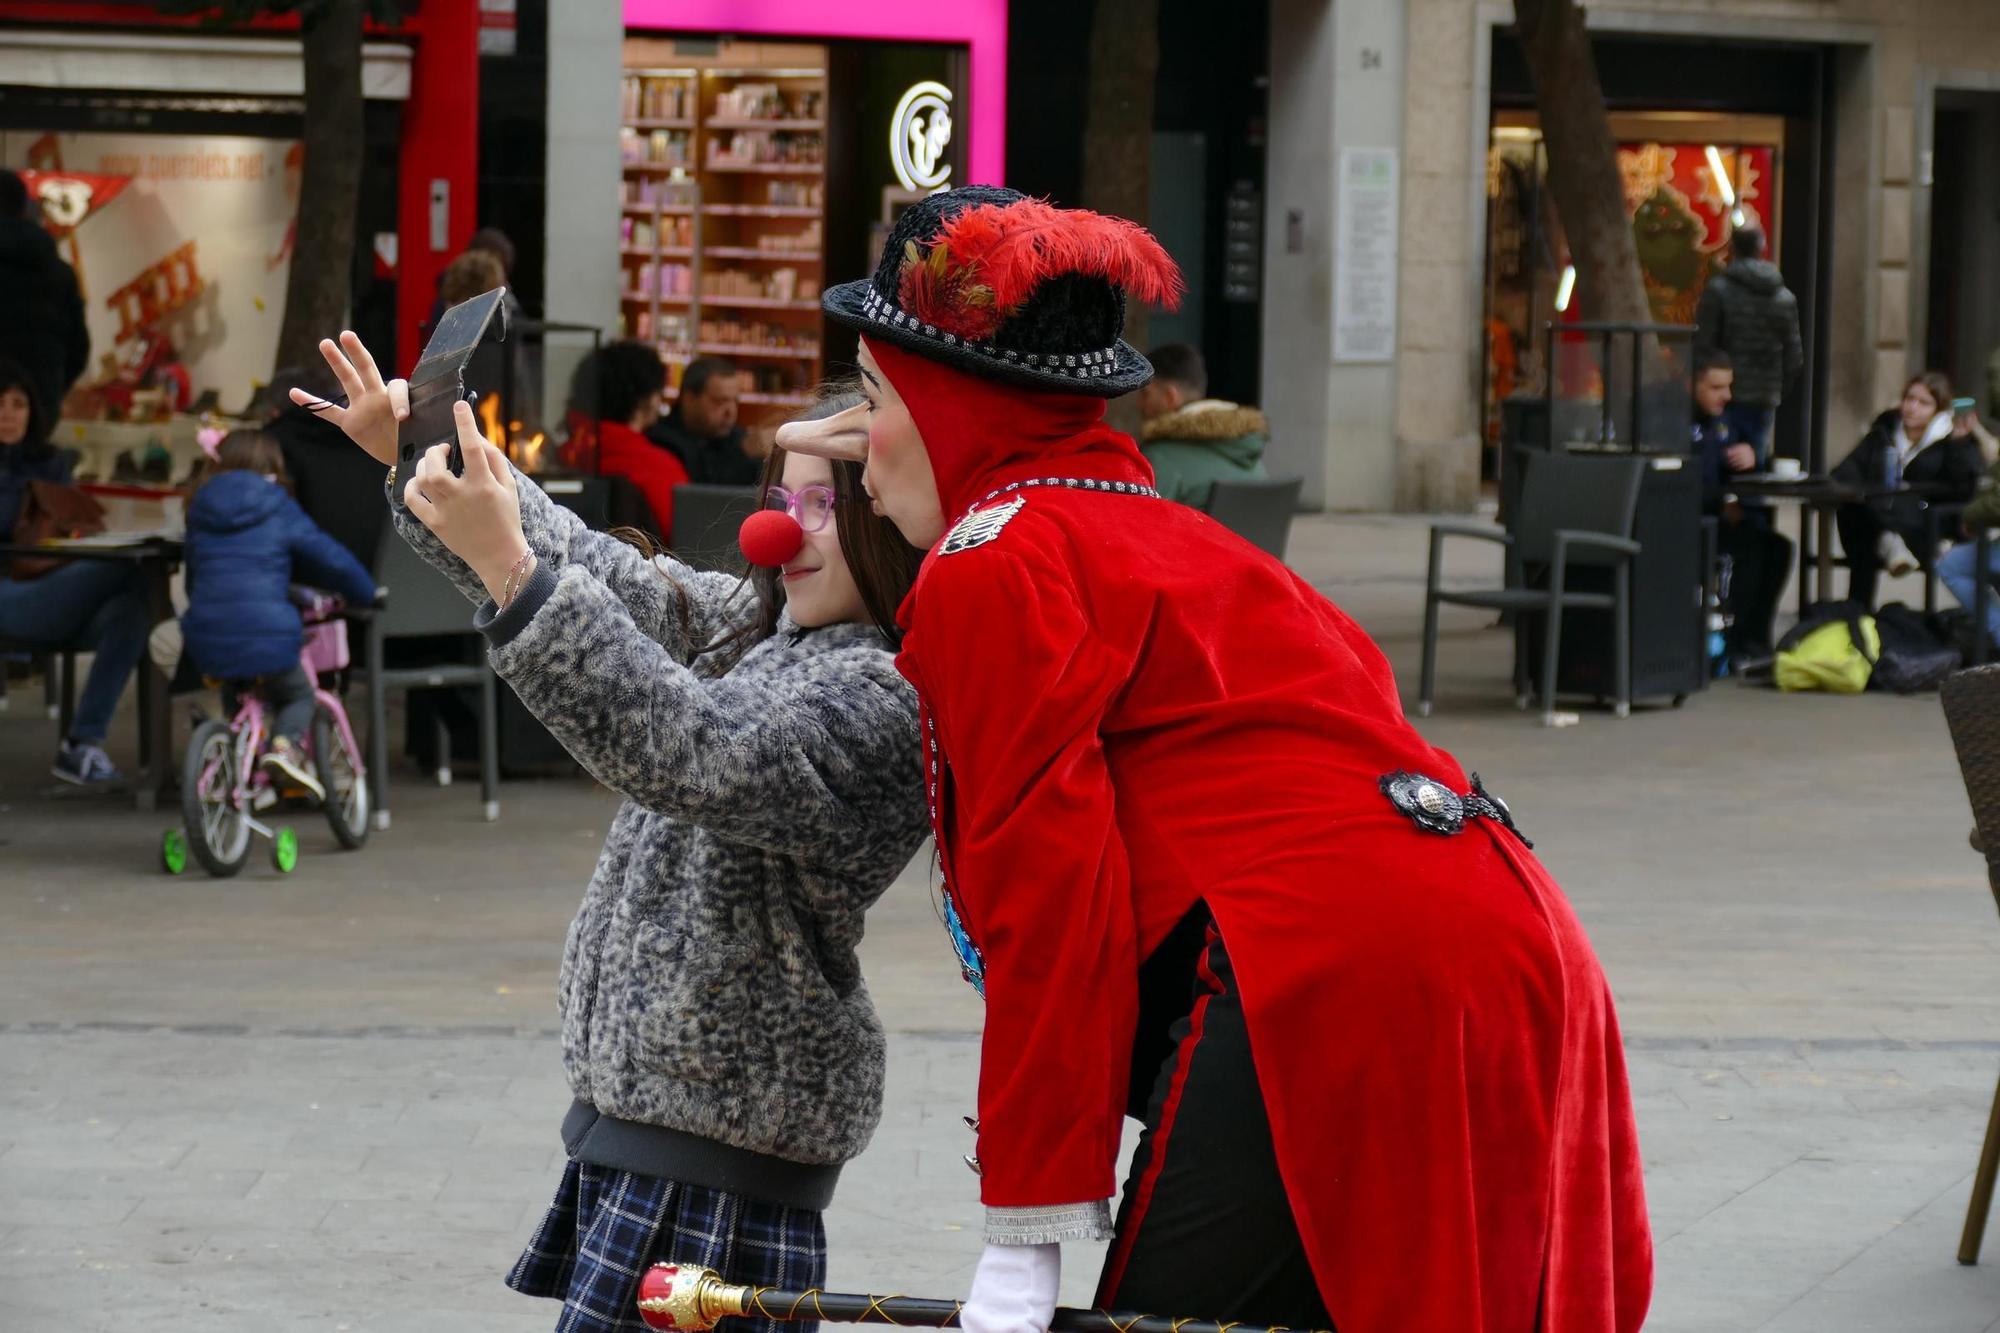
[1263,0,2000,511]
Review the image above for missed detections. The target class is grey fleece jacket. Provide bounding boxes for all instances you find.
[389,471,928,1175]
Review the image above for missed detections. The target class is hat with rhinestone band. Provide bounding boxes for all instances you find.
[820,185,1183,398]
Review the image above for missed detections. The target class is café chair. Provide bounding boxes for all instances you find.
[1942,664,2000,1264]
[353,528,500,829]
[1419,452,1646,726]
[1204,477,1304,561]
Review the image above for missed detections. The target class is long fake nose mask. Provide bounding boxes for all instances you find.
[773,402,868,463]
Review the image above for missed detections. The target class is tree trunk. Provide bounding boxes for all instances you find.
[1512,0,1648,328]
[274,0,365,376]
[1081,0,1159,431]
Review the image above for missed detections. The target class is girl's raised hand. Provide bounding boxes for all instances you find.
[289,330,409,467]
[403,399,529,605]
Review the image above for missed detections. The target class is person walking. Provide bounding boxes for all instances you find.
[0,170,90,419]
[1693,226,1803,458]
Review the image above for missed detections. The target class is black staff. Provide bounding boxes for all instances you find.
[635,1262,1331,1333]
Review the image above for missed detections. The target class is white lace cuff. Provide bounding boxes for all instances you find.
[983,1200,1113,1245]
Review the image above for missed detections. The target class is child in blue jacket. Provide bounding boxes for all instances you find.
[182,428,376,797]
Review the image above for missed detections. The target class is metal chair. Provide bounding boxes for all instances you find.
[1941,665,2000,1264]
[355,528,500,829]
[1419,452,1646,725]
[0,643,65,721]
[670,484,759,572]
[1204,477,1304,560]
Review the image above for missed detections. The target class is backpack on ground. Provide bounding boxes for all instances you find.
[1774,601,1879,694]
[1869,601,1964,694]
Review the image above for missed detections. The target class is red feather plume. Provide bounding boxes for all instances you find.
[896,198,1185,341]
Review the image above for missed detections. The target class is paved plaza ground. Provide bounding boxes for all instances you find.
[6,513,2000,1331]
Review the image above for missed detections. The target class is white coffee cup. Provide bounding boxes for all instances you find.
[1770,457,1804,480]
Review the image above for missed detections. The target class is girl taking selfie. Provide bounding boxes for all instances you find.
[297,333,928,1333]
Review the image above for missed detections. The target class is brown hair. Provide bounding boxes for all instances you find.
[441,248,507,307]
[195,428,290,494]
[616,387,924,661]
[1905,371,1954,416]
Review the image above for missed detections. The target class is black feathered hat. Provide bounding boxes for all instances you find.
[820,185,1184,397]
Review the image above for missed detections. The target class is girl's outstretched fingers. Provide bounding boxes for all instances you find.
[339,330,387,393]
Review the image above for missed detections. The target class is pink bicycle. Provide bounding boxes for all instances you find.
[162,590,372,877]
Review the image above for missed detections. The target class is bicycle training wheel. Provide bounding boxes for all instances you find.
[271,826,299,874]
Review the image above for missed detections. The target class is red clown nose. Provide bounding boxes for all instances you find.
[738,509,804,568]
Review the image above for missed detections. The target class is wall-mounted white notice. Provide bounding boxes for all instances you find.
[1333,147,1399,364]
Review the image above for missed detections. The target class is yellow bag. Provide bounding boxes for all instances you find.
[1774,614,1879,694]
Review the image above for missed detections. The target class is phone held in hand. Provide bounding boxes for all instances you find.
[399,286,508,478]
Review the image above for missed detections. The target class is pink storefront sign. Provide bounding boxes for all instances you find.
[621,0,1007,188]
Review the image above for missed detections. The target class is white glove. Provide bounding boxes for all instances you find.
[960,1242,1060,1333]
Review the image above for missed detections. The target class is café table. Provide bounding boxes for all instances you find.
[0,535,182,811]
[1725,474,1951,609]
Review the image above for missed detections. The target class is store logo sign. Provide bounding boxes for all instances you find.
[892,81,953,194]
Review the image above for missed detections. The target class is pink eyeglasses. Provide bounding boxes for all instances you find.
[763,484,837,533]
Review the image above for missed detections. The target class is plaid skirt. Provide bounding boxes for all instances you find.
[508,1159,828,1333]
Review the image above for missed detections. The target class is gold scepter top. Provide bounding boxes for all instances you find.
[636,1263,753,1331]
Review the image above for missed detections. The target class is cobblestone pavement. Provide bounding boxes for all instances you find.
[6,514,2000,1331]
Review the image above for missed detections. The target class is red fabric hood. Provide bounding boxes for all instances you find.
[868,338,1155,521]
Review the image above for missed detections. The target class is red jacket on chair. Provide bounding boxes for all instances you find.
[881,340,1653,1333]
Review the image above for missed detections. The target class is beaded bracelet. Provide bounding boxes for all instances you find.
[498,549,537,610]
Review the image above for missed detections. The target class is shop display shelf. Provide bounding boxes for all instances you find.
[626,118,695,129]
[621,291,694,305]
[702,246,823,261]
[704,205,822,218]
[703,162,825,175]
[699,343,822,359]
[700,295,822,310]
[699,69,825,79]
[622,203,696,215]
[621,246,694,258]
[705,119,826,131]
[625,162,698,174]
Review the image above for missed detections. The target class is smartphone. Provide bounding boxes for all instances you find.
[1954,396,1978,419]
[398,286,508,477]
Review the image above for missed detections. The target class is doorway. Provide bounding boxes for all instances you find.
[1925,90,2000,415]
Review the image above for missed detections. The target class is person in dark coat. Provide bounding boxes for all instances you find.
[0,358,148,786]
[181,428,376,797]
[1693,227,1803,457]
[647,357,762,484]
[1831,371,1986,608]
[0,171,90,421]
[1691,351,1792,662]
[257,363,391,570]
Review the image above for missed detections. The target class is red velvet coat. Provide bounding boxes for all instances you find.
[876,341,1652,1333]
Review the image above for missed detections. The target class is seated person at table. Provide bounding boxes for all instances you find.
[1693,351,1793,663]
[1136,342,1270,506]
[0,358,149,786]
[559,340,688,537]
[180,428,376,799]
[1831,371,1985,608]
[1930,407,2000,643]
[645,356,763,485]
